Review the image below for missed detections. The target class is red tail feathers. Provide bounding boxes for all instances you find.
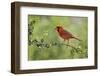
[73,37,81,41]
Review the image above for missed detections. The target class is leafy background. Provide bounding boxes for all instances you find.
[28,15,88,60]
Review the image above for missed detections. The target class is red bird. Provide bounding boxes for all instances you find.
[55,26,80,42]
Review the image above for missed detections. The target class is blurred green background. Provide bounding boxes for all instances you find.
[28,15,88,60]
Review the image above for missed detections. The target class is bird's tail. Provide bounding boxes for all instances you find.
[73,37,81,41]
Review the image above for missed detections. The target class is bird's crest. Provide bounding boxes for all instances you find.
[56,25,63,29]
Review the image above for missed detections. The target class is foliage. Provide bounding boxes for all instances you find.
[28,15,88,60]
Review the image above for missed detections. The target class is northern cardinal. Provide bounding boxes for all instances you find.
[55,26,81,42]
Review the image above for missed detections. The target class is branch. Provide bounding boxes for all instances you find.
[61,43,79,52]
[29,39,79,52]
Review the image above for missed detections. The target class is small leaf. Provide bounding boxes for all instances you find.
[41,39,44,43]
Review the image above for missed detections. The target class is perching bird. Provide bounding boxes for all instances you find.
[55,26,81,42]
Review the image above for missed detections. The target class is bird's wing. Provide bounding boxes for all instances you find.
[61,29,73,37]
